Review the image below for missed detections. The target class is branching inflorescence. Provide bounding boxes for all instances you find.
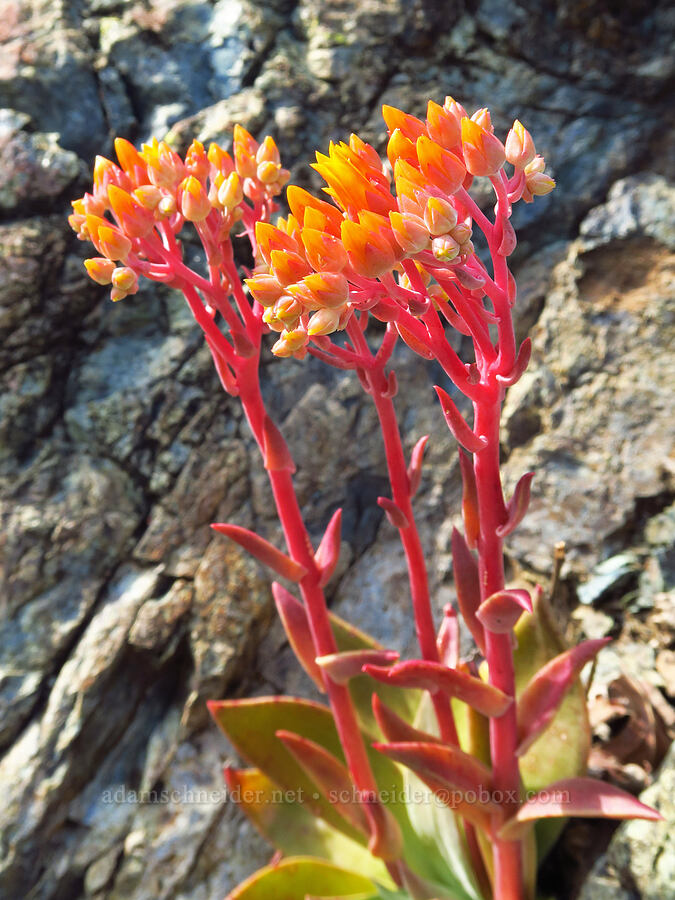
[70,98,659,900]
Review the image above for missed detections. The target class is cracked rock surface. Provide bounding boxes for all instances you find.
[0,1,673,898]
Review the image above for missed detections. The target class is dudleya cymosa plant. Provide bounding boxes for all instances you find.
[70,97,661,900]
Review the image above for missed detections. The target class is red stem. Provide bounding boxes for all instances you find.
[473,393,523,899]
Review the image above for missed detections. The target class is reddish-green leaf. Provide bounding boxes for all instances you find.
[277,730,369,834]
[457,448,480,550]
[517,638,610,756]
[364,660,511,718]
[211,523,307,582]
[316,650,399,686]
[273,582,324,691]
[372,695,442,745]
[262,414,296,472]
[451,528,485,653]
[499,777,662,840]
[476,588,532,634]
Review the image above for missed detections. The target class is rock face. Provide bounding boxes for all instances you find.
[0,1,673,898]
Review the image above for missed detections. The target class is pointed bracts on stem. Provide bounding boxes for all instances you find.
[262,414,296,473]
[436,605,460,668]
[435,386,487,453]
[516,638,610,756]
[407,435,429,497]
[372,695,442,745]
[364,660,511,717]
[477,588,533,634]
[315,649,399,686]
[499,777,662,840]
[458,448,480,549]
[276,730,370,835]
[377,496,410,530]
[497,337,532,387]
[363,796,405,862]
[497,471,535,538]
[271,583,325,691]
[451,528,486,654]
[314,508,343,587]
[211,523,307,582]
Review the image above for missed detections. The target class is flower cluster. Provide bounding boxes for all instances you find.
[69,127,290,301]
[247,98,554,358]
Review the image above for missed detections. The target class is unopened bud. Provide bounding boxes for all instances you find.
[389,211,431,253]
[111,266,139,293]
[133,185,163,210]
[217,171,244,210]
[179,176,211,222]
[526,172,556,196]
[505,120,536,169]
[451,222,472,245]
[256,160,282,185]
[256,135,280,166]
[157,195,177,218]
[84,257,116,285]
[432,235,460,262]
[307,306,344,336]
[424,196,458,236]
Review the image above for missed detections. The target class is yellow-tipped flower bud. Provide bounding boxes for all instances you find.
[217,171,244,210]
[157,195,177,218]
[185,139,210,181]
[272,328,308,357]
[424,196,458,236]
[389,211,431,253]
[432,235,460,262]
[256,160,282,185]
[111,266,139,293]
[451,222,472,245]
[133,185,163,210]
[526,172,556,196]
[179,176,211,222]
[505,120,536,169]
[461,118,505,177]
[84,257,116,285]
[307,306,344,336]
[256,135,280,166]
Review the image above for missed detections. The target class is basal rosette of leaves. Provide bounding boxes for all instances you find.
[70,98,660,900]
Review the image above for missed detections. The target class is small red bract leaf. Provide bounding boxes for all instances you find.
[364,659,511,718]
[407,434,429,497]
[271,582,324,691]
[497,470,535,538]
[451,527,486,654]
[211,523,307,582]
[262,414,296,473]
[372,695,443,745]
[316,649,399,685]
[435,385,487,454]
[458,448,480,549]
[477,588,533,634]
[377,496,410,530]
[314,508,342,587]
[497,336,532,387]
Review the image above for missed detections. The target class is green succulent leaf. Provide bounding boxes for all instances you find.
[513,589,592,857]
[227,856,378,899]
[225,767,394,885]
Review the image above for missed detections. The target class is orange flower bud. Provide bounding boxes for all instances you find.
[273,295,304,325]
[262,306,285,332]
[179,175,211,222]
[307,306,344,336]
[88,217,132,261]
[185,139,210,181]
[272,328,308,357]
[524,155,546,175]
[426,99,461,149]
[300,272,349,309]
[526,172,556,196]
[217,171,244,210]
[341,218,397,278]
[460,118,505,177]
[471,107,494,132]
[269,249,311,287]
[349,133,384,171]
[256,135,280,166]
[416,135,466,195]
[287,185,344,234]
[255,222,301,265]
[387,128,418,169]
[444,96,468,125]
[111,266,139,293]
[451,222,472,245]
[424,196,458,236]
[133,185,163,210]
[256,160,282,184]
[389,211,430,254]
[84,257,116,284]
[141,138,186,189]
[108,185,155,237]
[114,138,147,179]
[504,120,536,169]
[245,273,285,308]
[382,105,427,141]
[157,195,177,217]
[207,142,235,175]
[233,124,259,179]
[300,228,349,272]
